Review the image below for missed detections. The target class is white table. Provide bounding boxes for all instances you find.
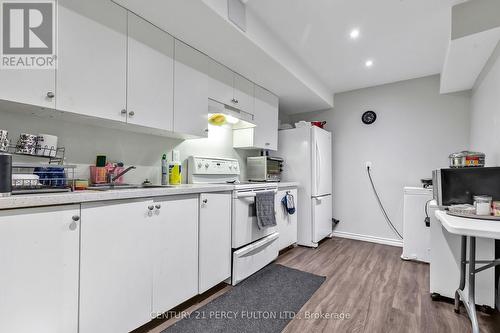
[435,211,500,333]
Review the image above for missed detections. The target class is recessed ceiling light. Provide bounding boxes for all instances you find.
[365,60,374,68]
[349,29,360,40]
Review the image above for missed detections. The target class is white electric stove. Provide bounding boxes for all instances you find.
[188,156,280,285]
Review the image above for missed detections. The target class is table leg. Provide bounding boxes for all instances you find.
[455,235,467,313]
[468,237,479,333]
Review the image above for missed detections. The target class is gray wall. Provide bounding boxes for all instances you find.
[288,75,471,244]
[0,110,256,184]
[470,42,500,165]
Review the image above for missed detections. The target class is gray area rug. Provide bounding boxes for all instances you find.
[162,264,325,333]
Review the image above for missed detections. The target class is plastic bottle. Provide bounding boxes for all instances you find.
[161,154,168,185]
[168,150,182,185]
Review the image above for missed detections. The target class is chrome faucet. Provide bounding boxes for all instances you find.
[107,166,136,184]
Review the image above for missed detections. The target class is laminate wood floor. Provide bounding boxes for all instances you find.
[140,238,500,333]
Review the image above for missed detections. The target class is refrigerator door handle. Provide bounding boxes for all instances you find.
[315,142,320,193]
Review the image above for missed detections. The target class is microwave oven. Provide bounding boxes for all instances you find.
[432,167,500,207]
[247,156,283,182]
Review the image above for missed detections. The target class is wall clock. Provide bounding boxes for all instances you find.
[362,111,377,125]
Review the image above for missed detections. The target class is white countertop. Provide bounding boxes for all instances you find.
[0,184,234,210]
[435,210,500,239]
[277,181,299,188]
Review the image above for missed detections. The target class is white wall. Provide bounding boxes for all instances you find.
[289,75,471,244]
[470,42,500,165]
[0,110,256,184]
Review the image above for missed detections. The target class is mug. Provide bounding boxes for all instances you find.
[36,134,58,157]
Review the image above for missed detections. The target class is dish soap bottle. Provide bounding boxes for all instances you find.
[161,154,168,185]
[168,150,182,185]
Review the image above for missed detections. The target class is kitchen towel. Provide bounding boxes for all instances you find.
[256,190,276,229]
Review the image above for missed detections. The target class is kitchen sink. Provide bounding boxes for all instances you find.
[87,184,173,191]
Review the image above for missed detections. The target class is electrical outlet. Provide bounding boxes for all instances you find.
[365,161,373,169]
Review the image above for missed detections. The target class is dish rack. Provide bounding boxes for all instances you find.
[2,144,66,165]
[12,163,76,194]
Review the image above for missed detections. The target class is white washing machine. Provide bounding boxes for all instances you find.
[402,187,433,263]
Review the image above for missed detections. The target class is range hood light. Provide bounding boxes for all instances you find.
[225,115,239,124]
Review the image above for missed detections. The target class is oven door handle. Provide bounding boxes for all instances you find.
[234,189,277,199]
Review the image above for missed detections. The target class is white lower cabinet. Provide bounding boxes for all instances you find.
[79,199,154,333]
[0,205,80,333]
[199,192,232,293]
[275,188,298,250]
[151,195,199,313]
[80,195,200,332]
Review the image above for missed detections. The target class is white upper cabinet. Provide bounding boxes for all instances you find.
[234,73,254,114]
[253,85,279,150]
[207,58,254,114]
[173,40,209,138]
[0,205,80,333]
[127,13,174,131]
[234,85,279,150]
[0,65,55,109]
[207,59,234,105]
[57,0,127,122]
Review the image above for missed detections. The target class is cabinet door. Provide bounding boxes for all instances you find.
[0,67,55,108]
[80,199,153,333]
[57,0,127,121]
[207,58,234,106]
[199,192,232,293]
[253,85,279,150]
[127,13,174,130]
[0,205,80,333]
[275,189,298,250]
[152,195,199,313]
[234,73,254,114]
[173,40,209,137]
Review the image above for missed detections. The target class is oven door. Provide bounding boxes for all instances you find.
[232,189,278,249]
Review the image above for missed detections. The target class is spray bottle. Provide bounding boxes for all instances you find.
[161,154,168,185]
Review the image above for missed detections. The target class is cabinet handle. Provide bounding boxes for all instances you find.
[231,98,239,104]
[46,92,55,98]
[265,142,270,146]
[204,128,209,133]
[202,199,208,204]
[128,111,135,117]
[155,204,161,209]
[72,215,80,222]
[148,205,154,211]
[121,109,127,115]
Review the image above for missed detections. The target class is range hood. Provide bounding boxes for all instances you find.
[208,99,256,129]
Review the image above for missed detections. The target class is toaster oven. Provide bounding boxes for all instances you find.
[247,156,283,182]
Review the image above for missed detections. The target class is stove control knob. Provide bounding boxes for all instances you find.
[197,163,202,168]
[229,165,232,169]
[205,163,209,168]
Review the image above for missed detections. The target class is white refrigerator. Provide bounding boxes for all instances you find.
[273,126,333,247]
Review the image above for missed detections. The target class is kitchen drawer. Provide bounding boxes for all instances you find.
[232,232,279,285]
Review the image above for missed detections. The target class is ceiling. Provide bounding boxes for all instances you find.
[245,0,464,94]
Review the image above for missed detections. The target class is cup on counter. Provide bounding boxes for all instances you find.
[474,195,492,216]
[16,133,38,155]
[493,202,500,217]
[36,134,58,157]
